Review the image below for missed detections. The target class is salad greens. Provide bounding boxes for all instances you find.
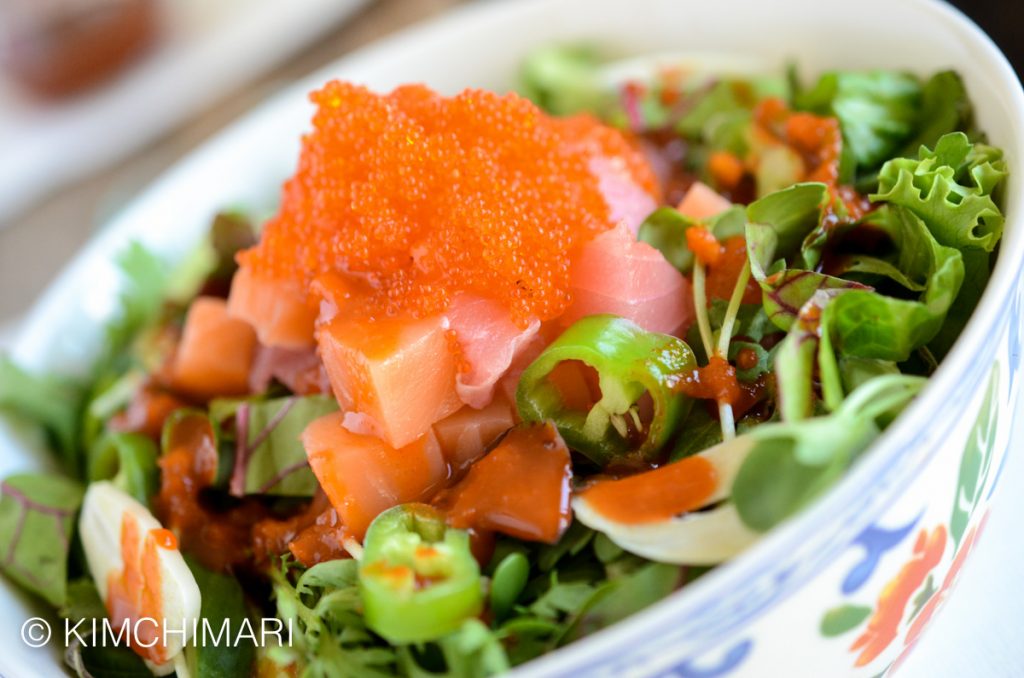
[270,522,697,677]
[0,357,84,469]
[230,395,338,497]
[732,374,926,530]
[106,243,171,358]
[0,44,1009,678]
[873,132,1007,251]
[185,556,257,678]
[793,70,924,171]
[0,474,84,606]
[87,432,160,506]
[60,578,154,678]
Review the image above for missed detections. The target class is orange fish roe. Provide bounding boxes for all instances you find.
[239,81,658,325]
[685,226,725,266]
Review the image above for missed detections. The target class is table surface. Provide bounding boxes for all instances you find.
[0,1,1021,676]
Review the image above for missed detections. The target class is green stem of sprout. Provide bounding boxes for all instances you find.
[716,260,751,441]
[718,260,752,357]
[692,260,715,360]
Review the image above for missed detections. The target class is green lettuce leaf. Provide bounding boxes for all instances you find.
[676,81,754,160]
[676,80,749,141]
[774,288,853,421]
[770,205,963,415]
[185,556,256,678]
[210,211,257,282]
[0,356,84,471]
[826,202,945,292]
[105,242,169,356]
[677,77,788,154]
[760,269,868,332]
[825,208,964,362]
[66,637,152,678]
[401,620,510,678]
[0,473,84,606]
[637,204,745,275]
[60,579,152,678]
[474,525,685,668]
[535,521,594,573]
[670,405,722,461]
[871,132,1008,251]
[745,182,829,278]
[637,207,697,271]
[895,71,971,161]
[80,369,145,456]
[165,210,256,304]
[927,248,992,359]
[519,45,607,117]
[870,132,1005,363]
[839,357,900,395]
[527,576,596,619]
[707,301,777,343]
[270,558,397,677]
[59,578,107,623]
[744,183,866,331]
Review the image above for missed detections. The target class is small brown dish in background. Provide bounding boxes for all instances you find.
[0,0,160,100]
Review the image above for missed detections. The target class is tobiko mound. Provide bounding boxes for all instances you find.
[233,81,660,332]
[0,47,1009,678]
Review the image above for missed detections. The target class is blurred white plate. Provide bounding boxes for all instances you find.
[0,0,369,225]
[0,316,18,350]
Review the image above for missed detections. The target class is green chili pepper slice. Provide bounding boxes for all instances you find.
[515,314,695,466]
[359,504,483,644]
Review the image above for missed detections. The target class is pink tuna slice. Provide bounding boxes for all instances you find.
[498,332,547,404]
[590,155,659,233]
[562,223,695,336]
[248,345,331,395]
[444,294,541,410]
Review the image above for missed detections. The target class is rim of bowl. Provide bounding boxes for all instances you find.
[7,0,1024,674]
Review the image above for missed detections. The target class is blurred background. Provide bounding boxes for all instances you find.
[0,0,463,330]
[0,0,1019,332]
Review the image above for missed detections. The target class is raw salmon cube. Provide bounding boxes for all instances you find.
[302,412,448,539]
[317,313,462,448]
[171,297,257,398]
[676,181,732,221]
[226,266,316,349]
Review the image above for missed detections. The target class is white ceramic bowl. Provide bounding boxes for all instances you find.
[2,0,1022,676]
